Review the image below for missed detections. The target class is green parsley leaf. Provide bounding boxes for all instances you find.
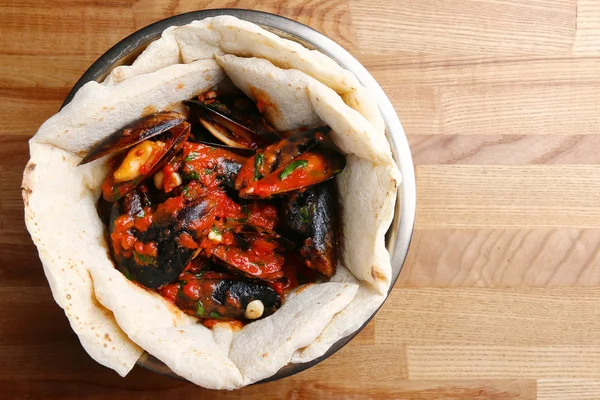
[134,252,154,264]
[300,207,309,224]
[254,153,264,180]
[211,226,220,235]
[209,311,220,319]
[204,169,213,175]
[279,160,308,180]
[196,301,206,316]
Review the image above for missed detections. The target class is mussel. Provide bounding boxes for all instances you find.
[170,277,281,320]
[185,96,279,149]
[79,112,190,201]
[108,187,214,289]
[282,181,339,277]
[181,142,250,193]
[235,127,345,199]
[208,222,292,281]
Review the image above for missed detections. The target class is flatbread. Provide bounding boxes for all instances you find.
[105,16,381,134]
[23,16,401,389]
[22,143,143,376]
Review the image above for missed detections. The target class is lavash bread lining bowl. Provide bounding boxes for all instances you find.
[22,9,416,388]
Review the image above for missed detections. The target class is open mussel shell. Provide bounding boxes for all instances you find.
[175,278,281,320]
[79,111,186,166]
[108,195,213,289]
[234,126,330,191]
[185,98,279,149]
[102,122,190,201]
[238,149,346,199]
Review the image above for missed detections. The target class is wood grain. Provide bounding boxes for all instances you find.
[573,0,600,54]
[417,165,600,228]
[349,0,576,54]
[538,380,600,400]
[2,0,600,398]
[409,135,600,165]
[400,229,600,287]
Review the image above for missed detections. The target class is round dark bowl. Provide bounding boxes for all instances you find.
[62,9,416,384]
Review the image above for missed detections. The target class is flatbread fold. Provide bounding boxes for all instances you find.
[22,16,401,389]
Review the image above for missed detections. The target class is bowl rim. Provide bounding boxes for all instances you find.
[62,8,416,384]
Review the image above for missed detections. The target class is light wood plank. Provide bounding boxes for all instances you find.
[538,379,600,400]
[439,84,600,135]
[400,229,600,287]
[379,288,600,348]
[409,135,600,165]
[407,346,600,379]
[349,0,576,54]
[363,54,600,86]
[573,0,600,54]
[417,165,600,229]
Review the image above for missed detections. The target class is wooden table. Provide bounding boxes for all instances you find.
[3,0,600,398]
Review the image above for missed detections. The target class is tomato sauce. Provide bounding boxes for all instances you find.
[104,128,325,326]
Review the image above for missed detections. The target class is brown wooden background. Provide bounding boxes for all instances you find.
[3,0,600,398]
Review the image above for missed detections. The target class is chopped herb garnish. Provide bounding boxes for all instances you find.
[300,207,309,224]
[194,271,205,279]
[185,152,199,161]
[196,301,206,316]
[209,311,220,319]
[204,169,212,175]
[254,154,265,180]
[279,160,308,180]
[121,268,133,281]
[183,185,191,198]
[134,252,154,264]
[211,226,220,235]
[210,146,216,151]
[187,171,200,180]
